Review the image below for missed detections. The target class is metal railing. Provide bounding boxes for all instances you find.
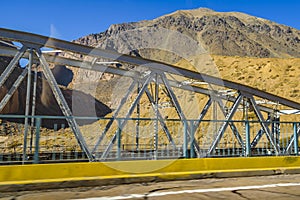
[0,115,299,164]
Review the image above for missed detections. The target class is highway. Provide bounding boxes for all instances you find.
[1,174,300,199]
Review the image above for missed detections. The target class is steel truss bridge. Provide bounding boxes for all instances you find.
[0,28,299,163]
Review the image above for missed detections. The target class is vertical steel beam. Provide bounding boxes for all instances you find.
[190,121,195,158]
[273,115,280,148]
[117,119,121,160]
[33,118,41,164]
[0,45,27,87]
[135,82,140,150]
[23,48,32,162]
[294,123,298,155]
[35,50,94,161]
[29,65,38,152]
[92,80,137,153]
[207,93,243,155]
[145,88,176,147]
[248,96,280,154]
[183,120,188,158]
[243,97,249,121]
[213,100,217,135]
[100,73,155,159]
[154,74,159,158]
[245,121,251,156]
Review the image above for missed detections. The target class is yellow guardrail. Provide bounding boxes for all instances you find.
[1,156,300,191]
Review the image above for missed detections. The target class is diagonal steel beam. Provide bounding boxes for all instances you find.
[251,129,264,149]
[250,115,271,148]
[145,88,176,147]
[247,95,280,154]
[92,80,137,153]
[189,98,212,157]
[99,72,155,160]
[207,93,243,155]
[0,45,27,87]
[215,98,244,147]
[0,68,28,112]
[284,125,300,154]
[160,72,201,157]
[35,49,94,161]
[192,98,212,131]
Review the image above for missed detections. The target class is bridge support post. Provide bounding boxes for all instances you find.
[33,118,41,164]
[135,82,140,151]
[117,119,122,160]
[190,121,195,158]
[294,123,298,155]
[272,114,280,150]
[29,64,38,153]
[245,121,251,157]
[183,120,188,158]
[23,48,32,162]
[154,73,159,159]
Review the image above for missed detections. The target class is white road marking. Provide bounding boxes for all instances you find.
[77,182,300,200]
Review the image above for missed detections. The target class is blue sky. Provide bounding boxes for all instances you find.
[0,0,299,41]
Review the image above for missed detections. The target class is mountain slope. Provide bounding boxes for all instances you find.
[76,8,300,58]
[69,8,300,112]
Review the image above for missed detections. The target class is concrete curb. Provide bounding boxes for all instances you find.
[1,157,300,192]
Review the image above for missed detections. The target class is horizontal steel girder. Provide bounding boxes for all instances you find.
[0,46,280,114]
[0,28,299,110]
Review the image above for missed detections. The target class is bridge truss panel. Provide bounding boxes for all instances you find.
[0,28,299,163]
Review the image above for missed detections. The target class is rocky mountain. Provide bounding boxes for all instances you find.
[76,8,300,59]
[68,8,300,112]
[1,8,299,126]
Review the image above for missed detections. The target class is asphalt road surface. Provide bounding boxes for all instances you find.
[1,174,300,199]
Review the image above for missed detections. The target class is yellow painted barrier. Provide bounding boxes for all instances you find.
[0,156,300,190]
